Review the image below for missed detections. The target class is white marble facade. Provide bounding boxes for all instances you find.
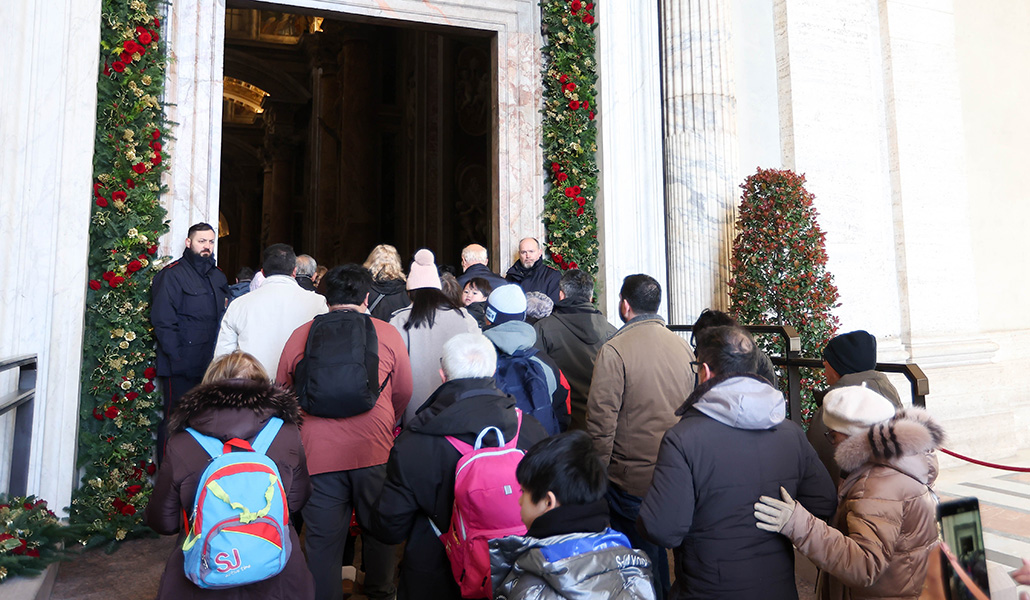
[3,0,1030,508]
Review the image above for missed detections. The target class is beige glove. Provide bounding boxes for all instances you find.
[754,487,796,533]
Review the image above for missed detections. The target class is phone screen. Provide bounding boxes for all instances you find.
[938,497,990,600]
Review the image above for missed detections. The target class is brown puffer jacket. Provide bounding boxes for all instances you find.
[780,407,945,600]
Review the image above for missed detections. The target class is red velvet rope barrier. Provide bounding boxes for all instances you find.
[940,447,1030,472]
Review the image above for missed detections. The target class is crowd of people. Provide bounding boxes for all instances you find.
[143,222,951,600]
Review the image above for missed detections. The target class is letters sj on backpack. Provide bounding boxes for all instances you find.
[182,417,291,589]
[432,411,527,599]
[294,310,390,418]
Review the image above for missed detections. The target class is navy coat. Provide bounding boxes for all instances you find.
[150,249,229,377]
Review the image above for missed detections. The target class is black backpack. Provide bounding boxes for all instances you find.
[295,310,390,418]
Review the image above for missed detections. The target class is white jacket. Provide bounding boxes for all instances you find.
[214,274,328,377]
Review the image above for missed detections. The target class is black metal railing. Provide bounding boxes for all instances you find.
[667,325,928,426]
[0,355,37,496]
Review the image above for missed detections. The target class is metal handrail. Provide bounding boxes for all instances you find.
[667,325,928,424]
[0,354,37,496]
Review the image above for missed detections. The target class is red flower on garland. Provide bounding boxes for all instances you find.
[140,32,152,45]
[583,14,595,24]
[103,62,111,76]
[126,178,135,188]
[147,244,158,255]
[120,51,132,64]
[109,276,125,288]
[575,196,586,207]
[568,261,579,269]
[154,17,160,28]
[92,407,104,420]
[125,392,139,401]
[121,504,136,516]
[565,82,577,92]
[150,141,162,152]
[146,463,157,475]
[105,406,120,419]
[571,0,581,14]
[112,191,127,202]
[152,129,160,140]
[576,207,585,216]
[589,111,595,120]
[144,381,156,394]
[551,162,561,172]
[144,367,157,379]
[89,280,102,291]
[132,162,147,174]
[564,187,577,198]
[559,74,568,83]
[112,61,126,73]
[127,260,143,273]
[102,271,115,281]
[557,172,568,182]
[569,100,580,110]
[151,153,162,165]
[96,197,108,207]
[126,484,143,497]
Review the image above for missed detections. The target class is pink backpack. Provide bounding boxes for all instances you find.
[432,410,526,598]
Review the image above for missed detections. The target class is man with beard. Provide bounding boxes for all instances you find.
[505,237,561,303]
[150,222,229,460]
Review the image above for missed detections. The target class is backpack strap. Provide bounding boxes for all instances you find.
[186,428,226,458]
[444,409,523,454]
[251,417,284,455]
[368,292,386,312]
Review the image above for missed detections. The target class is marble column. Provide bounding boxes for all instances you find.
[660,0,740,325]
[260,103,298,247]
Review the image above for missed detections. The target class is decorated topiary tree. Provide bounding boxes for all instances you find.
[728,168,840,426]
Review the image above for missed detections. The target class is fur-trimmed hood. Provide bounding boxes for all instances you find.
[168,378,302,442]
[834,407,945,483]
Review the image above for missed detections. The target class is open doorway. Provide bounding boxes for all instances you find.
[217,3,496,279]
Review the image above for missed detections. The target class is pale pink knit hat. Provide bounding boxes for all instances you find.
[406,249,442,290]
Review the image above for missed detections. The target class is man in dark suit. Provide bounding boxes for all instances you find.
[150,222,229,460]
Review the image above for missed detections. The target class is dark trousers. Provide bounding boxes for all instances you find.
[157,374,202,465]
[606,482,670,600]
[304,464,398,600]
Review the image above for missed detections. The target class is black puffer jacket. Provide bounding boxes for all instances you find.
[368,277,411,321]
[505,260,561,303]
[368,377,548,600]
[638,374,838,600]
[145,379,313,600]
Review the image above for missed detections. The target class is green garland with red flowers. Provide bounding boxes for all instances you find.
[0,496,86,583]
[541,0,599,277]
[728,168,840,426]
[69,0,169,547]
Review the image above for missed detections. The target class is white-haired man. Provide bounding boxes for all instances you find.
[369,333,548,600]
[457,243,507,289]
[295,253,318,291]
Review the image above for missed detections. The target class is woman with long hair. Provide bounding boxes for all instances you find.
[389,249,479,424]
[363,244,411,321]
[145,352,314,599]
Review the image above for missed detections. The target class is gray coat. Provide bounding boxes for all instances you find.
[490,529,655,600]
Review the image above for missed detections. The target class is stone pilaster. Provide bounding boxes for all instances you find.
[660,0,739,325]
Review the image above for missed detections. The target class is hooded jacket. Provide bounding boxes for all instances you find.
[150,248,230,377]
[586,314,696,498]
[369,277,411,321]
[533,299,617,430]
[780,408,944,600]
[145,379,313,600]
[490,500,655,600]
[484,320,571,432]
[808,371,903,486]
[638,374,838,600]
[506,259,561,303]
[368,377,548,600]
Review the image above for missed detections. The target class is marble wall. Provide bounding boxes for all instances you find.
[0,0,102,508]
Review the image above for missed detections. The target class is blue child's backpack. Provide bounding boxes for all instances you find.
[182,417,291,589]
[494,348,561,435]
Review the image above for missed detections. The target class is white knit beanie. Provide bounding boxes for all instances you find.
[406,249,442,290]
[822,384,897,436]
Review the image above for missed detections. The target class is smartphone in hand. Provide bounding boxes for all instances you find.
[938,497,991,600]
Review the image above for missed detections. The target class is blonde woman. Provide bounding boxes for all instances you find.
[363,244,411,321]
[145,351,313,599]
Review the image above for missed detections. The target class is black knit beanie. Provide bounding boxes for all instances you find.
[822,330,877,376]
